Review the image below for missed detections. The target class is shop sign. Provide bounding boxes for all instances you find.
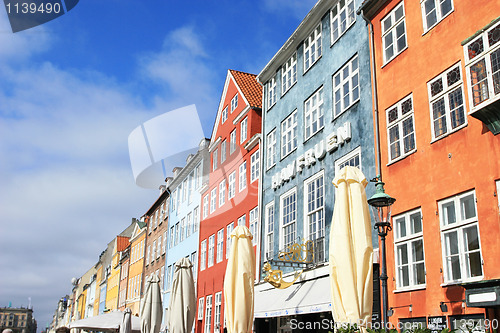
[428,316,447,333]
[272,122,352,189]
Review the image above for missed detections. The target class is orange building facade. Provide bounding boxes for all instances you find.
[359,0,500,329]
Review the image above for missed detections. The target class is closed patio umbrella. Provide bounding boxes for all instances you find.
[223,225,255,333]
[167,258,196,333]
[68,310,141,333]
[140,274,163,333]
[120,308,132,333]
[329,166,373,330]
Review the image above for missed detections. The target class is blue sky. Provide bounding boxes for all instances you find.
[0,0,317,330]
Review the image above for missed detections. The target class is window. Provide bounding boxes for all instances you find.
[386,94,416,163]
[394,209,426,289]
[428,63,466,140]
[208,234,215,267]
[180,218,185,242]
[188,173,194,203]
[213,149,218,171]
[157,236,162,258]
[191,251,197,279]
[200,240,207,271]
[217,229,224,263]
[228,171,236,199]
[238,214,246,227]
[496,180,500,213]
[305,172,325,241]
[382,2,407,64]
[193,206,199,232]
[202,196,208,220]
[210,188,217,213]
[281,110,298,158]
[333,54,359,117]
[221,140,227,163]
[230,129,236,154]
[267,75,277,109]
[240,117,248,143]
[239,161,247,192]
[175,222,180,246]
[304,87,324,139]
[195,163,202,188]
[226,222,234,259]
[250,149,260,182]
[169,226,175,249]
[439,190,483,282]
[186,212,192,238]
[282,53,297,95]
[304,24,322,72]
[266,129,277,170]
[214,292,222,332]
[198,297,204,320]
[163,231,167,253]
[219,180,226,207]
[222,106,228,123]
[281,188,297,250]
[265,202,275,260]
[249,207,259,245]
[182,179,188,203]
[464,22,500,110]
[335,146,361,173]
[204,295,213,333]
[330,0,355,44]
[421,0,453,32]
[231,94,238,112]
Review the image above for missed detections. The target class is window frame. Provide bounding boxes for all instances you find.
[381,1,407,64]
[267,75,277,110]
[204,295,213,333]
[265,201,275,260]
[214,292,222,332]
[239,161,247,192]
[228,171,236,199]
[330,0,356,45]
[208,234,215,267]
[335,146,361,174]
[221,140,227,164]
[219,179,226,207]
[213,148,218,171]
[386,94,416,163]
[333,54,360,118]
[304,86,325,140]
[203,195,208,219]
[221,106,228,123]
[266,129,277,170]
[280,187,297,251]
[217,228,224,263]
[240,117,248,143]
[303,23,322,73]
[231,94,238,113]
[420,0,454,33]
[226,222,234,259]
[249,206,259,245]
[250,149,260,183]
[230,129,237,154]
[210,188,217,214]
[281,110,298,159]
[200,239,207,271]
[282,52,297,95]
[197,297,204,320]
[304,170,325,242]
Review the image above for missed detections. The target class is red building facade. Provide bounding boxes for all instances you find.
[359,0,500,329]
[195,70,262,333]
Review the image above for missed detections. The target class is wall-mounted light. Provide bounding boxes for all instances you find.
[440,300,465,312]
[387,304,412,317]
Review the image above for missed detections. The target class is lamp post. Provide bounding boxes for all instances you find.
[368,175,396,329]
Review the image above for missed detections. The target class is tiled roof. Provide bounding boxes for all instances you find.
[229,69,262,108]
[116,236,130,252]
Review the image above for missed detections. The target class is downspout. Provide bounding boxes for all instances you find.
[360,9,383,181]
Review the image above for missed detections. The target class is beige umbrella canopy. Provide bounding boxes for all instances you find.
[329,166,373,330]
[120,308,132,333]
[167,258,197,333]
[223,225,255,333]
[140,274,163,333]
[68,310,140,333]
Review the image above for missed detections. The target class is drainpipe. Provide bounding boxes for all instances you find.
[360,9,383,181]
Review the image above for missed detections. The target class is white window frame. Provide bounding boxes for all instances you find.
[175,223,180,246]
[266,129,277,170]
[439,190,483,283]
[250,149,260,182]
[249,206,259,245]
[221,106,228,123]
[230,129,236,154]
[333,54,359,118]
[335,146,361,174]
[193,206,199,232]
[280,187,297,250]
[303,24,322,73]
[237,214,246,227]
[282,52,297,95]
[421,0,454,33]
[180,218,185,242]
[221,140,227,164]
[157,235,162,258]
[381,1,407,64]
[231,94,238,113]
[204,295,213,333]
[152,240,156,262]
[281,110,298,158]
[213,148,218,171]
[265,201,275,260]
[226,222,234,259]
[240,117,248,143]
[386,94,416,163]
[228,171,236,199]
[267,75,277,110]
[393,208,426,290]
[214,292,222,332]
[464,21,500,112]
[304,86,325,140]
[210,188,217,214]
[330,0,356,44]
[169,226,175,249]
[200,239,207,271]
[219,179,226,207]
[208,234,215,267]
[203,195,209,219]
[198,297,204,320]
[428,63,466,141]
[239,161,247,192]
[217,229,224,263]
[304,171,325,242]
[186,213,192,238]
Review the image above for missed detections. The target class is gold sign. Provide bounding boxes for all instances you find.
[278,240,314,263]
[263,262,302,289]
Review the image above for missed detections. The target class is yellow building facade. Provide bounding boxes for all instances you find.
[126,221,146,316]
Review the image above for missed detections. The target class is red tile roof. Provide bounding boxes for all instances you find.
[116,236,130,252]
[229,69,262,108]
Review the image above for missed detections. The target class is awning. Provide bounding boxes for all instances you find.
[254,275,332,318]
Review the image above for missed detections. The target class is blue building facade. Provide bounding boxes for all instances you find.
[163,138,210,323]
[254,0,378,329]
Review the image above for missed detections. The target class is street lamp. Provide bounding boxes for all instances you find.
[368,175,396,329]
